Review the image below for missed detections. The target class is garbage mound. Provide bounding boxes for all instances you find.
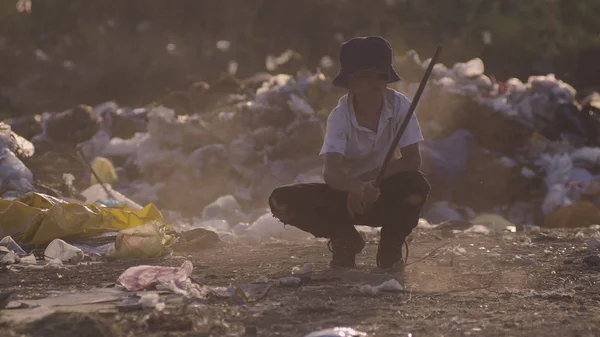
[3,51,600,238]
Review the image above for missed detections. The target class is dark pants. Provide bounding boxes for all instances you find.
[268,171,431,242]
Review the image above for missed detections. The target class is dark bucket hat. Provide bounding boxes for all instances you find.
[332,36,401,88]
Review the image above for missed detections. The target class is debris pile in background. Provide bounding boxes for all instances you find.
[394,52,600,229]
[2,50,600,252]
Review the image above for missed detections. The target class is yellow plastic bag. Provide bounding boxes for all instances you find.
[0,199,44,240]
[90,157,118,186]
[0,192,170,247]
[16,192,66,209]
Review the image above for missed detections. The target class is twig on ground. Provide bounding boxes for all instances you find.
[405,243,450,267]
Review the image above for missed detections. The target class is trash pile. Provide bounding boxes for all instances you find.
[393,52,600,229]
[2,50,600,246]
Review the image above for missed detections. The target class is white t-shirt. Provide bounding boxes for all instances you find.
[319,88,424,178]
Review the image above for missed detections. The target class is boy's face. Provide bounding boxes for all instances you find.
[347,69,388,97]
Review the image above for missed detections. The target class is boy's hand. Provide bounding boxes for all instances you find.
[346,181,380,217]
[362,181,380,203]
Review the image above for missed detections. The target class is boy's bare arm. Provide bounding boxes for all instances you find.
[356,143,422,181]
[385,142,421,178]
[323,153,365,193]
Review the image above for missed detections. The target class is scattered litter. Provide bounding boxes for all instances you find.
[1,251,20,265]
[586,238,600,249]
[582,254,600,267]
[454,247,467,256]
[278,276,302,286]
[171,227,220,252]
[140,293,165,311]
[292,263,313,276]
[23,258,64,270]
[304,327,367,337]
[210,284,273,303]
[116,295,143,312]
[359,279,404,296]
[514,256,535,265]
[254,275,269,283]
[465,225,490,235]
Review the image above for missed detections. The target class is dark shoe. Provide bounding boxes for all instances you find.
[327,234,366,269]
[376,237,406,270]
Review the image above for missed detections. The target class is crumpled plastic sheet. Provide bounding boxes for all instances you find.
[0,192,169,246]
[118,260,193,292]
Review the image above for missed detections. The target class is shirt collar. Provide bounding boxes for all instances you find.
[346,90,393,131]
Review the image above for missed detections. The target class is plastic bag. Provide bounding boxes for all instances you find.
[90,157,118,186]
[0,192,168,246]
[423,201,465,224]
[118,260,193,292]
[0,146,34,195]
[44,239,84,264]
[102,133,146,157]
[81,184,142,210]
[452,58,484,78]
[0,122,34,158]
[110,221,175,259]
[77,129,111,161]
[421,129,475,193]
[244,212,312,241]
[201,195,247,224]
[0,236,26,255]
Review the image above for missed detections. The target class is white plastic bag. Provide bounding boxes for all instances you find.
[452,58,484,78]
[81,184,143,210]
[44,239,84,264]
[245,213,312,241]
[102,132,146,157]
[201,195,247,224]
[0,146,34,196]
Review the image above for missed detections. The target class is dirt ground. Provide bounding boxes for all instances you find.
[1,226,600,337]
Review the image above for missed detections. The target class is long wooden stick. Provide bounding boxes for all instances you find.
[374,44,443,187]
